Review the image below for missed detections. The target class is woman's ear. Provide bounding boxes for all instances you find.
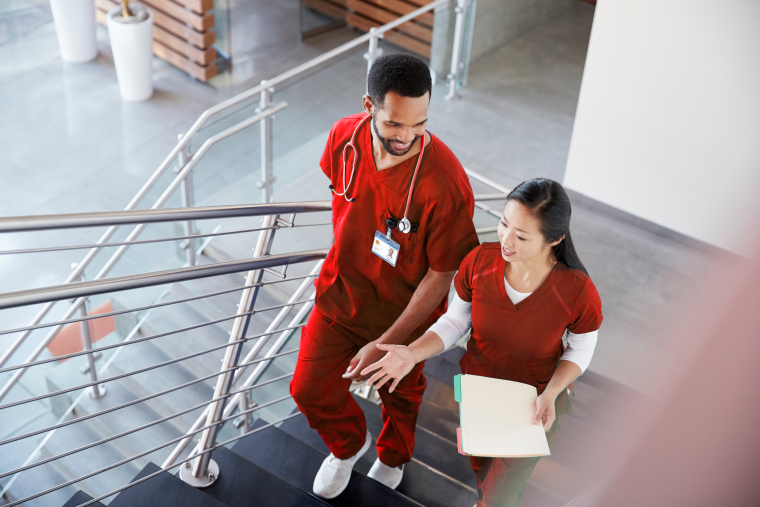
[548,235,565,248]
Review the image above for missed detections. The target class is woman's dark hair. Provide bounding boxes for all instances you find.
[367,53,432,108]
[507,178,588,274]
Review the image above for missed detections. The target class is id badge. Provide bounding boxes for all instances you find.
[372,230,400,267]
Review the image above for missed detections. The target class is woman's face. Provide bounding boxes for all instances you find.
[497,200,556,264]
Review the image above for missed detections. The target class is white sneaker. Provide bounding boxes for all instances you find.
[313,431,372,499]
[367,458,404,490]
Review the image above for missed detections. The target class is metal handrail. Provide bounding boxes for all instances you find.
[0,201,330,233]
[0,249,328,310]
[0,222,330,256]
[0,272,316,339]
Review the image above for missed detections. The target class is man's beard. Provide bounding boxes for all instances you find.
[372,115,420,157]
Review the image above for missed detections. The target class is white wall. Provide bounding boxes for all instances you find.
[564,0,760,256]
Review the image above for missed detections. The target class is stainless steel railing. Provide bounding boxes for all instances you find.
[0,170,506,506]
[0,201,331,503]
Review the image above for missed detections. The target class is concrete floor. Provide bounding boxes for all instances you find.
[0,0,731,398]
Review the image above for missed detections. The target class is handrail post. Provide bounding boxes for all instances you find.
[446,0,469,100]
[177,134,197,267]
[75,267,106,399]
[365,27,382,84]
[258,83,275,203]
[181,214,279,487]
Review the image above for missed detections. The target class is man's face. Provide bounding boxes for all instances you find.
[363,91,429,156]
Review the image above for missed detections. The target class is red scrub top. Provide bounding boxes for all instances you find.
[315,113,480,345]
[454,243,603,394]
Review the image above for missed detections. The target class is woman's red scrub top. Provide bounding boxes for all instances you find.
[454,243,603,394]
[315,113,480,345]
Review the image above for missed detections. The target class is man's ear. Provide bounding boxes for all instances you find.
[362,95,374,115]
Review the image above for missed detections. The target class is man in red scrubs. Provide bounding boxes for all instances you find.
[290,53,479,498]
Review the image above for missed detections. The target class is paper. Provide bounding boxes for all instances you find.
[456,374,551,458]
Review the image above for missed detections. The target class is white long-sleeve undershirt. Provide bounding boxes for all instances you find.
[427,279,598,373]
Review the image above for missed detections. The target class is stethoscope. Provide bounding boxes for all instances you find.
[329,114,426,235]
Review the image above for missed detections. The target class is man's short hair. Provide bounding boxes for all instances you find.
[367,53,432,108]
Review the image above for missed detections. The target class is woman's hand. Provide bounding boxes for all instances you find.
[360,344,416,393]
[532,392,556,432]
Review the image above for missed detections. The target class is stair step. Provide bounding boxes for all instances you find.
[62,491,106,507]
[349,394,476,491]
[422,355,461,387]
[108,463,225,507]
[232,419,422,507]
[72,381,184,469]
[198,446,328,506]
[422,375,459,413]
[277,406,477,507]
[39,417,141,501]
[3,456,76,507]
[104,338,213,431]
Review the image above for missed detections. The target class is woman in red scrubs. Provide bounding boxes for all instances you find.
[362,178,603,507]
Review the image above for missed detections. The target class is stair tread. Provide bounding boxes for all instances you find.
[108,462,225,507]
[62,490,106,507]
[277,407,477,507]
[232,419,422,507]
[199,446,328,507]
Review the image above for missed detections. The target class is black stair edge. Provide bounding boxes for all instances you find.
[423,355,461,387]
[108,462,226,507]
[196,446,328,507]
[232,419,422,507]
[62,491,106,507]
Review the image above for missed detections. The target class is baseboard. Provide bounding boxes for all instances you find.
[565,188,744,262]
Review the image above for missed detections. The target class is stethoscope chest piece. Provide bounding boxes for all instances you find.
[397,217,412,234]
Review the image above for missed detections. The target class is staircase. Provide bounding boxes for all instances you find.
[50,340,637,507]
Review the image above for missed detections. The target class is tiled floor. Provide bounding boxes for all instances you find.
[0,0,733,397]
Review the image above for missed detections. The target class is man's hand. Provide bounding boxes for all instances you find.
[532,392,556,432]
[342,340,387,382]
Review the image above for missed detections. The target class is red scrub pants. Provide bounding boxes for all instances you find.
[289,310,427,467]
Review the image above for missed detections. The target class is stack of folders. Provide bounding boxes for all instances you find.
[454,374,551,458]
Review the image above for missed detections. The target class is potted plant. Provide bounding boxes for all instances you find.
[107,0,154,101]
[49,0,98,62]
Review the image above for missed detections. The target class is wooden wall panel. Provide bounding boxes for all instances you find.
[302,0,435,58]
[96,0,216,48]
[95,0,217,81]
[169,0,214,15]
[347,12,431,57]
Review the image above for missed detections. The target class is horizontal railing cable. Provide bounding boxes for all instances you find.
[0,271,320,339]
[0,248,328,310]
[0,370,295,480]
[0,310,308,378]
[60,412,303,507]
[0,310,254,375]
[0,225,277,256]
[0,347,299,447]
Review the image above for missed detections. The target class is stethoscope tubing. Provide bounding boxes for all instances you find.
[331,114,427,233]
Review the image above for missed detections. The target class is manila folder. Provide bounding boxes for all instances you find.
[459,374,550,458]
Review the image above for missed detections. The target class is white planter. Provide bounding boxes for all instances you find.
[107,6,154,102]
[49,0,97,63]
